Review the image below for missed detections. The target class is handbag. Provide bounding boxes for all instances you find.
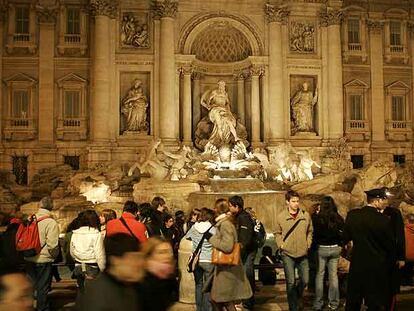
[187,225,214,273]
[211,242,241,266]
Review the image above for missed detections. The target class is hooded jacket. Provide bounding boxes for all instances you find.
[405,223,414,262]
[185,221,216,262]
[70,226,106,271]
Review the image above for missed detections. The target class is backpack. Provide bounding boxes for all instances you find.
[15,215,49,257]
[253,219,266,249]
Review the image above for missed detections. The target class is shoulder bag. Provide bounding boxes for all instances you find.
[187,225,214,272]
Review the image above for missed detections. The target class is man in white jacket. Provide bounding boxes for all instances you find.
[25,196,60,311]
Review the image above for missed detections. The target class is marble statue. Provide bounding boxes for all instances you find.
[297,151,321,181]
[121,79,148,133]
[161,146,192,181]
[290,82,318,134]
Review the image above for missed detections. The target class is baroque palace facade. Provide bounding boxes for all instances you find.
[0,0,413,184]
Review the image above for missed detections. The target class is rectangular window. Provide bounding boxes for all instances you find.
[66,8,80,35]
[12,90,29,118]
[390,21,401,46]
[350,95,363,120]
[351,155,364,169]
[393,155,405,166]
[15,7,29,34]
[348,19,360,44]
[391,96,404,121]
[64,155,80,170]
[64,91,80,118]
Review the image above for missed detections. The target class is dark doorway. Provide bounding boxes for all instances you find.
[64,156,80,170]
[351,155,364,169]
[12,156,28,185]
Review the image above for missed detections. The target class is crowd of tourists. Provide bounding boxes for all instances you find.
[0,188,413,311]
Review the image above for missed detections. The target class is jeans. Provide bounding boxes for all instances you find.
[242,250,257,308]
[313,245,341,310]
[194,262,214,311]
[26,262,53,311]
[73,264,100,292]
[281,253,309,311]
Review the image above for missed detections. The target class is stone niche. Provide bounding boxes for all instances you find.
[119,72,151,136]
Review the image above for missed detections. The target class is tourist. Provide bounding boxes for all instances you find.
[275,190,313,311]
[207,198,252,311]
[343,187,396,310]
[0,211,25,271]
[185,207,201,232]
[70,210,105,291]
[136,236,176,311]
[99,209,117,237]
[258,246,277,286]
[185,207,216,311]
[151,196,168,236]
[76,233,144,311]
[106,200,148,244]
[139,202,161,236]
[312,196,344,311]
[228,195,257,310]
[25,196,60,311]
[402,213,414,286]
[174,210,186,239]
[0,266,33,311]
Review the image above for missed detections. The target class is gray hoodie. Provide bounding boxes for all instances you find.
[185,221,216,262]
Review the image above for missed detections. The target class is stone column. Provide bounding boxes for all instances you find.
[37,5,58,145]
[153,0,178,145]
[0,7,4,147]
[368,20,386,143]
[90,0,118,142]
[326,10,344,139]
[181,66,193,145]
[250,66,263,145]
[265,4,289,144]
[192,72,202,134]
[235,73,246,125]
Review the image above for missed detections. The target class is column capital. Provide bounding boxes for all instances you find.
[249,65,265,77]
[180,65,193,75]
[233,71,246,81]
[36,3,59,24]
[367,19,384,34]
[320,9,343,27]
[90,0,118,19]
[264,4,289,24]
[151,0,178,19]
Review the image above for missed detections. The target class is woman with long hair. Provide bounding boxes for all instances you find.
[99,209,117,237]
[313,196,345,311]
[207,199,252,311]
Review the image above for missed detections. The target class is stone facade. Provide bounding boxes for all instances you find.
[1,0,414,183]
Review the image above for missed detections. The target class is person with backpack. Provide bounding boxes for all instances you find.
[228,195,256,310]
[23,196,60,311]
[0,211,25,271]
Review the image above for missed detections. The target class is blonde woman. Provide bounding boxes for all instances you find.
[206,199,252,311]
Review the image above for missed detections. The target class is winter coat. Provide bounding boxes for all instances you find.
[234,210,255,259]
[343,206,396,307]
[208,214,252,303]
[106,212,148,243]
[185,221,216,262]
[70,226,106,271]
[25,208,60,263]
[405,223,414,262]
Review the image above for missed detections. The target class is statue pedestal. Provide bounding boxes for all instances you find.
[178,238,195,303]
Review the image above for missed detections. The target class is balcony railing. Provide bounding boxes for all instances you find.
[64,34,81,44]
[6,118,35,128]
[58,117,87,128]
[348,43,362,51]
[13,33,30,42]
[346,120,369,130]
[390,45,404,53]
[387,120,411,130]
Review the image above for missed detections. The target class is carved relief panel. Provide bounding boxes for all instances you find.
[289,21,316,53]
[119,72,150,135]
[120,12,150,49]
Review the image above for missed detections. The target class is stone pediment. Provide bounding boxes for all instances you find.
[3,73,37,86]
[344,79,369,89]
[386,80,410,92]
[57,73,87,87]
[384,8,409,19]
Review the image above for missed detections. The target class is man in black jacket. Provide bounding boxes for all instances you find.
[343,188,396,311]
[229,195,256,310]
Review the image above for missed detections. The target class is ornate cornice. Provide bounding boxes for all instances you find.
[264,4,289,24]
[36,4,59,24]
[320,10,343,27]
[90,0,118,19]
[367,19,383,34]
[151,0,178,19]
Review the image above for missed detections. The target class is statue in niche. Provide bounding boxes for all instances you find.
[121,14,149,48]
[195,80,248,157]
[290,81,318,134]
[290,21,315,53]
[121,79,148,133]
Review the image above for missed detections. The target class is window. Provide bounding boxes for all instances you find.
[12,90,29,118]
[13,156,28,185]
[64,155,80,170]
[348,19,360,44]
[351,155,364,169]
[391,96,404,121]
[393,154,405,166]
[350,95,363,120]
[66,8,80,35]
[15,7,29,34]
[390,21,401,46]
[64,90,80,118]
